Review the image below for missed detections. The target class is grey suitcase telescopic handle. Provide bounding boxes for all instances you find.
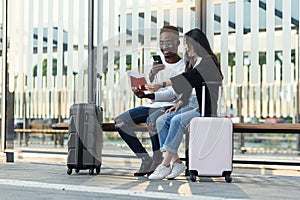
[96,73,102,107]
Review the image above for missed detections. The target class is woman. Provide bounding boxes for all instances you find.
[146,28,223,180]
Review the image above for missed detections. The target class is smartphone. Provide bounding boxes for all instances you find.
[153,55,163,64]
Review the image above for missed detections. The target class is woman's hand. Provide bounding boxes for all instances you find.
[165,101,183,113]
[145,83,162,92]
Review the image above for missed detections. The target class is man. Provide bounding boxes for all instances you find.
[115,25,185,176]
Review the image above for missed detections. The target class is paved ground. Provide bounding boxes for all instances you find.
[0,138,300,199]
[0,150,300,200]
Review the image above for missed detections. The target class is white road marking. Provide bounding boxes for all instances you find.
[0,179,236,200]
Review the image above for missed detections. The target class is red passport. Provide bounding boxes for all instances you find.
[128,71,148,91]
[130,76,147,90]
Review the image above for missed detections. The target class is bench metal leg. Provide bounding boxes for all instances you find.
[59,134,64,146]
[185,131,189,176]
[18,133,22,146]
[24,133,29,146]
[297,134,300,156]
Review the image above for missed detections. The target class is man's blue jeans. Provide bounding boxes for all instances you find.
[115,106,170,158]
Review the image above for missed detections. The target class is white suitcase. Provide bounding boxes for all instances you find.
[188,117,233,182]
[188,84,233,182]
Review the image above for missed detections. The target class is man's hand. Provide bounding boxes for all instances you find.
[132,87,146,98]
[151,62,165,75]
[149,62,166,82]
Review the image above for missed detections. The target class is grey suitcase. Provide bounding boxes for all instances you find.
[67,103,103,175]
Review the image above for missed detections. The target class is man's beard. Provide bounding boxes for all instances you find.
[164,53,177,59]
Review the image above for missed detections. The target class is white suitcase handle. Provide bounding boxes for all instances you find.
[201,82,222,117]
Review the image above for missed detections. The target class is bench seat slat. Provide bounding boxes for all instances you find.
[24,122,300,133]
[14,128,68,134]
[16,122,300,134]
[233,123,300,133]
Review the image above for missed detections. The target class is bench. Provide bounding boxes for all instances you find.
[14,128,68,146]
[15,121,300,166]
[14,122,147,146]
[52,122,300,166]
[14,119,61,146]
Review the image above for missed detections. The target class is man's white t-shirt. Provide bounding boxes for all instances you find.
[146,58,185,108]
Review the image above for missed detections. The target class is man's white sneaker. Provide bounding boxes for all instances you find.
[148,164,171,180]
[166,162,187,179]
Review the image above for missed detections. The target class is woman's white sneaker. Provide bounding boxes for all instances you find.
[166,162,187,179]
[148,164,171,180]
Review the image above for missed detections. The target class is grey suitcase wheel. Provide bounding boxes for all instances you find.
[89,168,94,175]
[67,168,72,175]
[96,166,101,174]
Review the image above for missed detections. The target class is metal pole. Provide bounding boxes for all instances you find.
[296,30,299,123]
[88,0,95,103]
[195,0,201,29]
[22,74,27,146]
[195,0,207,34]
[97,0,103,106]
[1,0,8,152]
[237,86,245,153]
[1,0,14,162]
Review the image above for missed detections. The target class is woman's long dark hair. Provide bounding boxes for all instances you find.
[184,28,223,79]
